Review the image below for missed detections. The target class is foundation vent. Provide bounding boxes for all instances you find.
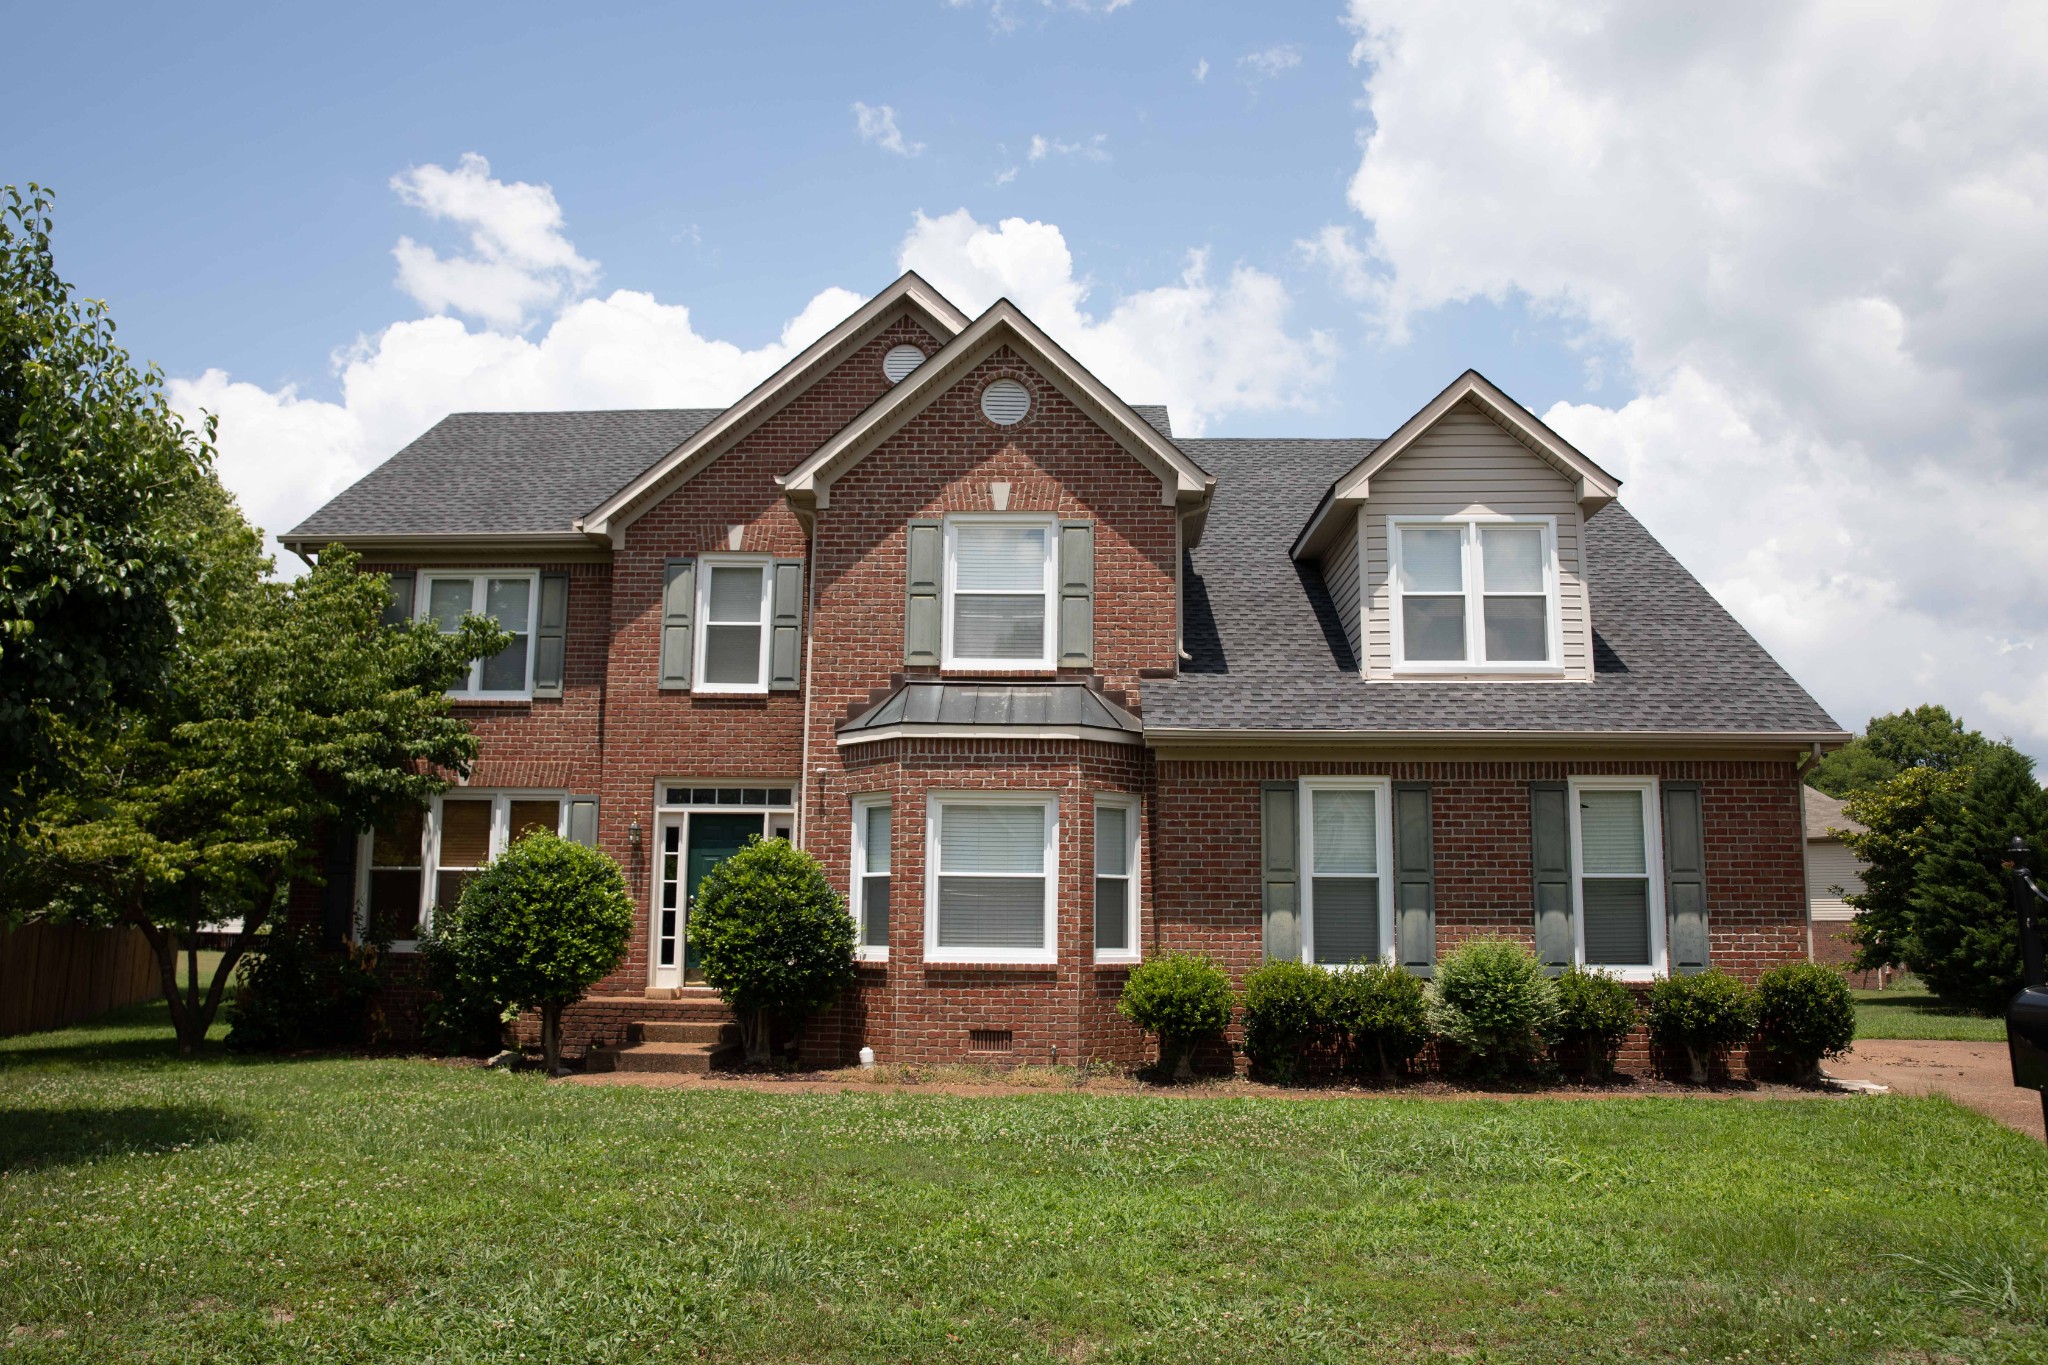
[968,1028,1014,1054]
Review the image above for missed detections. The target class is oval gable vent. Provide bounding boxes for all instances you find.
[980,378,1031,426]
[882,344,925,384]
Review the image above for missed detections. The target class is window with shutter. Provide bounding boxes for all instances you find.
[944,517,1057,668]
[1300,777,1394,967]
[418,570,540,698]
[1566,777,1667,978]
[694,557,774,693]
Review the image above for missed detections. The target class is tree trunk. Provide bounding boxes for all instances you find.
[542,1002,563,1074]
[743,1008,771,1066]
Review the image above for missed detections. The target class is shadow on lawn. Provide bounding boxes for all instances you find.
[0,1103,252,1172]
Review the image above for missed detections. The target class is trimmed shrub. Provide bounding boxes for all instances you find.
[458,831,634,1073]
[418,900,508,1057]
[1239,960,1337,1084]
[1552,967,1639,1082]
[1330,963,1429,1081]
[1754,961,1856,1083]
[1118,952,1233,1079]
[1646,970,1756,1084]
[690,837,855,1066]
[1424,938,1559,1079]
[225,924,384,1052]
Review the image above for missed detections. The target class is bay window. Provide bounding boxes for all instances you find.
[944,517,1056,669]
[1093,796,1139,961]
[852,797,891,960]
[421,571,539,697]
[1390,517,1559,670]
[926,793,1058,963]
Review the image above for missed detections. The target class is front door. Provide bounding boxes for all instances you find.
[680,812,763,981]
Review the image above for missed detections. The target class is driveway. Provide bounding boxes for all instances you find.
[1830,1039,2045,1142]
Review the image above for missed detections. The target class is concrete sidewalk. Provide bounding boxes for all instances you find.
[1830,1039,2045,1142]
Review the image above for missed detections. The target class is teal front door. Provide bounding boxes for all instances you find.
[683,813,764,979]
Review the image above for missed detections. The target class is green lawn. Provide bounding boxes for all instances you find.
[3,1004,2045,1363]
[1854,975,2008,1042]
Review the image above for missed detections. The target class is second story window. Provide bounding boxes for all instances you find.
[695,557,774,694]
[944,516,1056,669]
[422,571,537,698]
[1391,518,1559,670]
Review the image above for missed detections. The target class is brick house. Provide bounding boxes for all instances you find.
[283,271,1849,1069]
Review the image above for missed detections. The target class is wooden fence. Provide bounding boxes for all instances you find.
[0,921,163,1036]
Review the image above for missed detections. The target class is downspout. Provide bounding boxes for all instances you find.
[795,511,821,849]
[1795,741,1822,962]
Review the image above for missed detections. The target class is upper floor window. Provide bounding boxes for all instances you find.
[1389,517,1559,671]
[944,516,1056,669]
[422,571,537,698]
[695,556,774,694]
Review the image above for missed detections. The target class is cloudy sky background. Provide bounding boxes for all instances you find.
[7,0,2046,759]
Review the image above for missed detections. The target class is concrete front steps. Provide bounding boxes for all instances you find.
[585,996,740,1075]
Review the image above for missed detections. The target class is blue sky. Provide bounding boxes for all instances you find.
[7,1,2047,760]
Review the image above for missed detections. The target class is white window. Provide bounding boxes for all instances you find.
[420,571,540,697]
[1569,776,1665,979]
[943,516,1056,669]
[694,557,774,694]
[359,791,566,949]
[1093,796,1140,962]
[925,793,1058,964]
[852,797,891,961]
[1300,777,1395,967]
[1389,517,1560,670]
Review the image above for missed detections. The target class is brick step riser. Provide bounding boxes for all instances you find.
[632,1021,739,1045]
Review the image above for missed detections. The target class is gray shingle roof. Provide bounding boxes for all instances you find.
[840,681,1143,735]
[1147,438,1845,737]
[285,409,724,541]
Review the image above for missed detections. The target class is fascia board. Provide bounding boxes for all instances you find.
[1142,726,1852,750]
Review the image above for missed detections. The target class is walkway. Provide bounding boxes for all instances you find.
[1830,1039,2045,1142]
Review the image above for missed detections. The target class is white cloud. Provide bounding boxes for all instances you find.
[1194,58,1210,83]
[388,154,597,330]
[1338,0,2048,758]
[949,0,1132,33]
[897,208,1334,434]
[852,102,925,157]
[1026,133,1110,163]
[1240,44,1303,80]
[994,166,1020,186]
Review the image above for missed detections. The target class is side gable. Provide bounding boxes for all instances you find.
[579,271,971,545]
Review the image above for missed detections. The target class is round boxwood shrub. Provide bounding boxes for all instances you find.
[1552,966,1639,1083]
[689,836,855,1066]
[1239,960,1337,1084]
[1424,937,1559,1079]
[1118,952,1233,1079]
[457,831,634,1073]
[1646,969,1756,1084]
[1330,963,1429,1082]
[1753,961,1856,1083]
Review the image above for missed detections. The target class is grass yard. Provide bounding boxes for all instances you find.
[3,1004,2046,1363]
[1853,975,2008,1042]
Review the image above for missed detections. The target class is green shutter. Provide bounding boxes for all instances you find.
[1261,781,1301,962]
[1058,520,1095,667]
[905,520,942,665]
[533,571,569,698]
[323,826,359,947]
[567,798,599,849]
[769,559,804,690]
[1530,782,1574,972]
[660,559,695,690]
[381,571,415,628]
[1393,782,1435,972]
[1662,782,1709,974]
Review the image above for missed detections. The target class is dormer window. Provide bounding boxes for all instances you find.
[1390,517,1560,671]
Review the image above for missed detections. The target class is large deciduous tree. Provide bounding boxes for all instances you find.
[1,184,215,835]
[1808,704,1992,799]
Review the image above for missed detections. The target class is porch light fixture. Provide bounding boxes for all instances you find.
[628,819,642,852]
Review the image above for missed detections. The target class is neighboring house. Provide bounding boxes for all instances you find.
[1803,786,1872,973]
[283,272,1849,1066]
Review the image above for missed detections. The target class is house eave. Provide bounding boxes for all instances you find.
[1144,726,1852,754]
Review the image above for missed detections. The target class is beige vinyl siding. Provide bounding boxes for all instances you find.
[1361,399,1592,681]
[1323,517,1364,669]
[1807,839,1866,921]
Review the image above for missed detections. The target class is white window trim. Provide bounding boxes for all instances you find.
[851,793,891,963]
[1092,794,1142,964]
[923,790,1059,965]
[1387,515,1564,675]
[1299,776,1396,969]
[1567,775,1667,981]
[646,782,798,990]
[692,554,775,695]
[417,569,541,699]
[941,514,1058,671]
[359,789,568,952]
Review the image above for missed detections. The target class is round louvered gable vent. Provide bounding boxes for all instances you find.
[980,378,1031,426]
[882,344,925,383]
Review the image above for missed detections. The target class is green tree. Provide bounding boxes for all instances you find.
[689,837,856,1065]
[2,184,216,835]
[1904,745,2048,1013]
[1840,765,1969,974]
[7,482,505,1054]
[1808,704,1991,798]
[455,831,634,1073]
